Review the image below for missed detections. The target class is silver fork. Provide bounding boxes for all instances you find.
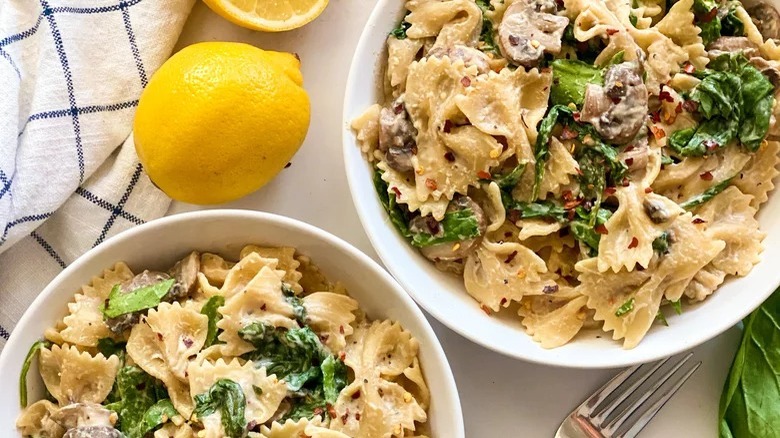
[555,353,701,438]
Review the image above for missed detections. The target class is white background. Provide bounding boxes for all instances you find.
[171,1,741,436]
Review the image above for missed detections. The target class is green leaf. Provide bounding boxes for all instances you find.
[136,399,177,437]
[739,94,774,151]
[722,8,744,37]
[19,340,51,408]
[652,231,671,255]
[534,105,574,198]
[550,59,604,106]
[282,283,307,325]
[102,279,175,319]
[97,337,127,364]
[505,200,568,222]
[240,324,325,392]
[194,379,247,438]
[284,389,328,422]
[112,366,171,438]
[373,168,412,239]
[321,355,348,404]
[201,295,225,348]
[410,207,482,247]
[629,12,638,27]
[475,0,500,55]
[570,221,601,254]
[668,118,739,157]
[390,20,411,40]
[656,310,669,326]
[693,0,722,45]
[615,298,635,317]
[719,289,780,437]
[671,300,683,315]
[679,176,734,210]
[488,162,527,191]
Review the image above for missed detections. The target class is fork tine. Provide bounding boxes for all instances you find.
[580,363,643,415]
[602,353,694,435]
[590,357,671,424]
[618,360,701,438]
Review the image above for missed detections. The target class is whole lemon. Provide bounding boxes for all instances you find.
[134,42,310,204]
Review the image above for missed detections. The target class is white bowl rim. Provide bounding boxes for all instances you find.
[0,209,464,435]
[341,0,780,369]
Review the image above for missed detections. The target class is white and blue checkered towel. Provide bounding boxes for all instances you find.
[0,0,196,350]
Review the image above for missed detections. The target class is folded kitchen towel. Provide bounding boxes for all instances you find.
[0,0,195,351]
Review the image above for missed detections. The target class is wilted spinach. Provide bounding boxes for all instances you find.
[19,340,51,408]
[282,283,307,325]
[410,207,482,247]
[373,168,413,239]
[200,295,225,348]
[193,379,246,438]
[108,365,173,438]
[476,0,500,55]
[550,59,604,106]
[101,279,175,319]
[679,176,734,210]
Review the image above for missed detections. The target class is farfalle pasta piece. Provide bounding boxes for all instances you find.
[188,358,287,429]
[199,253,234,287]
[405,0,482,49]
[127,320,194,417]
[351,104,382,158]
[345,321,420,378]
[387,37,426,95]
[216,265,297,355]
[597,183,684,272]
[144,302,209,381]
[296,254,349,295]
[258,418,349,438]
[59,262,134,347]
[464,240,558,311]
[303,292,358,352]
[16,400,65,438]
[39,344,119,405]
[733,140,780,209]
[684,263,728,302]
[537,138,579,200]
[154,423,195,438]
[656,0,708,69]
[519,294,589,348]
[377,161,450,220]
[240,245,304,294]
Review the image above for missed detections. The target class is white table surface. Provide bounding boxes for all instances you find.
[171,2,741,436]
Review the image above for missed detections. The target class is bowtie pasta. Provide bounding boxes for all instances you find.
[17,247,430,438]
[352,0,780,349]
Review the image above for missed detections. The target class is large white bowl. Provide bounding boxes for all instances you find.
[342,0,780,368]
[0,210,464,437]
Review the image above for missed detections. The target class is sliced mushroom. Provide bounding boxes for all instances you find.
[379,98,417,174]
[168,251,200,300]
[51,403,116,430]
[63,426,125,438]
[498,0,569,67]
[747,2,780,41]
[419,196,487,262]
[643,198,671,223]
[707,36,760,60]
[428,44,492,74]
[580,62,648,144]
[105,270,171,334]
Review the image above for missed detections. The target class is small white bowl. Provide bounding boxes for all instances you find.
[342,0,780,368]
[0,210,464,437]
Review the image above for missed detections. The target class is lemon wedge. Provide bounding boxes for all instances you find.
[203,0,329,32]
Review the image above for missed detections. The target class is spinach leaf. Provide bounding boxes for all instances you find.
[97,337,126,359]
[111,366,171,438]
[390,19,411,40]
[719,289,780,437]
[136,399,177,437]
[200,295,225,348]
[194,379,246,438]
[373,168,412,239]
[534,105,573,199]
[410,207,482,247]
[321,355,348,404]
[475,0,500,55]
[679,176,734,210]
[284,389,328,422]
[668,118,739,156]
[19,340,51,407]
[721,7,744,36]
[570,221,601,253]
[282,283,307,325]
[652,231,672,255]
[101,279,175,319]
[693,0,722,45]
[505,200,568,222]
[615,298,635,317]
[489,162,527,191]
[240,324,324,391]
[739,94,774,149]
[550,59,604,106]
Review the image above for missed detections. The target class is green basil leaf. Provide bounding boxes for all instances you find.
[410,207,482,247]
[201,295,225,348]
[615,298,635,317]
[506,200,568,223]
[656,310,669,326]
[102,279,175,319]
[19,340,51,408]
[194,379,247,438]
[550,59,604,106]
[570,221,601,254]
[719,289,780,437]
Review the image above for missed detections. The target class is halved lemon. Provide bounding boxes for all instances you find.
[203,0,329,32]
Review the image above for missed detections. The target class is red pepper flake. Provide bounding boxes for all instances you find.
[572,111,581,122]
[650,125,666,140]
[650,110,661,123]
[621,177,631,187]
[351,390,361,399]
[341,409,350,424]
[494,135,509,150]
[393,103,404,114]
[444,151,456,162]
[261,303,267,311]
[443,120,453,133]
[313,407,324,417]
[683,62,696,74]
[658,85,675,103]
[700,7,718,23]
[575,167,584,176]
[339,325,345,334]
[699,171,713,181]
[595,224,609,235]
[391,186,402,197]
[339,351,346,361]
[562,189,574,201]
[564,198,583,210]
[156,332,163,341]
[327,404,337,419]
[692,217,706,224]
[477,170,491,179]
[644,187,654,193]
[507,209,521,223]
[461,76,472,87]
[555,0,564,7]
[504,251,518,264]
[610,96,622,104]
[606,28,619,35]
[425,178,438,190]
[628,237,639,249]
[500,297,508,306]
[561,125,578,140]
[704,139,719,151]
[604,186,617,195]
[674,102,683,115]
[682,100,699,113]
[480,304,492,315]
[355,413,361,421]
[625,157,634,166]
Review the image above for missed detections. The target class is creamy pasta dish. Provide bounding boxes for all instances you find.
[17,247,430,437]
[352,0,780,348]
